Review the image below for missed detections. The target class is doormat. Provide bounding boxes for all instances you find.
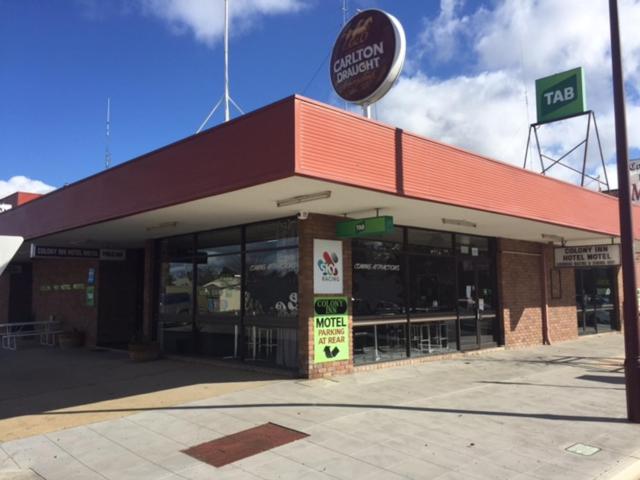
[182,422,309,467]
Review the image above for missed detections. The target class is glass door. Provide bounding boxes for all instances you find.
[457,259,498,350]
[576,268,617,335]
[458,259,479,350]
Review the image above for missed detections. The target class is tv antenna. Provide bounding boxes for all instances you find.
[104,97,112,169]
[196,0,244,133]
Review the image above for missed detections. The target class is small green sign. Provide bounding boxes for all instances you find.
[313,296,349,364]
[536,67,586,124]
[86,286,95,307]
[336,216,394,238]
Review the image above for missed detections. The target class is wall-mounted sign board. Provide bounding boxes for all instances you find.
[630,159,640,203]
[313,296,349,364]
[536,67,586,124]
[313,239,343,294]
[554,245,620,268]
[336,216,394,238]
[30,245,125,261]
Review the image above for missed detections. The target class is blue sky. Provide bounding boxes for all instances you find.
[2,0,640,196]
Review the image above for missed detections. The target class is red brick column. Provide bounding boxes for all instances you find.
[298,214,353,378]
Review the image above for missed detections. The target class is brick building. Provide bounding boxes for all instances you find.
[0,96,634,378]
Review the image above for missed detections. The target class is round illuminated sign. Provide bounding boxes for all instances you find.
[330,9,406,105]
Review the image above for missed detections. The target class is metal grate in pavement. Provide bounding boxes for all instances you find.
[182,422,309,467]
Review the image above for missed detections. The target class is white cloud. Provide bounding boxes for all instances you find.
[0,176,56,199]
[141,0,306,46]
[377,0,640,192]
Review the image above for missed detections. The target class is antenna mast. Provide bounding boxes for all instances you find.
[105,97,112,169]
[196,0,244,133]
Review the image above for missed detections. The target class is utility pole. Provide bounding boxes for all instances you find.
[609,0,640,422]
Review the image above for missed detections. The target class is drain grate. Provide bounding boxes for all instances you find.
[566,443,601,456]
[182,422,309,467]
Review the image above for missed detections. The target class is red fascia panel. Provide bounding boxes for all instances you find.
[0,97,297,240]
[295,98,397,193]
[293,96,636,238]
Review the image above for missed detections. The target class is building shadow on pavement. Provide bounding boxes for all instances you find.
[0,344,287,422]
[40,401,631,424]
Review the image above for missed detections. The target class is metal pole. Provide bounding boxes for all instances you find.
[609,0,640,423]
[224,0,230,122]
[362,104,371,119]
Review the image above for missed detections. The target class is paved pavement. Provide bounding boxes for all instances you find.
[1,333,640,480]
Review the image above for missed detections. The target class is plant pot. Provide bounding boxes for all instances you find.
[128,342,161,362]
[58,331,85,349]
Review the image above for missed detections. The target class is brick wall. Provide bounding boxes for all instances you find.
[544,245,579,342]
[0,273,9,323]
[298,214,353,378]
[498,239,577,347]
[32,259,99,346]
[498,239,544,347]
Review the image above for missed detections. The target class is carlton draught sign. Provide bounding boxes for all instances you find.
[330,9,406,105]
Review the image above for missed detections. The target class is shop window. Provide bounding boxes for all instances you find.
[407,228,453,256]
[160,234,194,258]
[245,248,298,325]
[409,319,458,357]
[456,234,489,257]
[408,256,456,316]
[196,253,242,358]
[246,219,298,251]
[352,239,405,319]
[159,260,194,355]
[353,323,407,365]
[197,228,241,256]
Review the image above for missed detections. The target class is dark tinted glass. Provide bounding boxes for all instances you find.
[245,248,298,325]
[407,229,453,255]
[352,239,404,318]
[160,235,194,259]
[246,219,298,250]
[408,256,456,315]
[197,228,241,255]
[456,234,489,257]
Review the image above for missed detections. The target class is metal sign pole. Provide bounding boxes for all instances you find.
[609,0,640,423]
[224,0,230,122]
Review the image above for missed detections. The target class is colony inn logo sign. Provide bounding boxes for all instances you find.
[330,9,406,105]
[313,239,343,294]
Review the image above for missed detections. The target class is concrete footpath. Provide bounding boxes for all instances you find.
[1,333,639,480]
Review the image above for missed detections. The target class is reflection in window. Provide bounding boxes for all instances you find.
[246,218,298,251]
[409,256,455,316]
[197,228,241,256]
[456,234,489,257]
[197,255,242,316]
[353,240,404,318]
[159,261,194,355]
[245,248,298,324]
[353,323,407,365]
[407,228,452,255]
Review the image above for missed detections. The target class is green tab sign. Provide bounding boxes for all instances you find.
[336,216,394,238]
[313,296,349,363]
[535,67,586,124]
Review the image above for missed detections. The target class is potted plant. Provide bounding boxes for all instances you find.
[58,328,85,349]
[128,331,161,362]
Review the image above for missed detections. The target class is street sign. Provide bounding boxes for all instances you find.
[336,215,394,238]
[535,67,586,124]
